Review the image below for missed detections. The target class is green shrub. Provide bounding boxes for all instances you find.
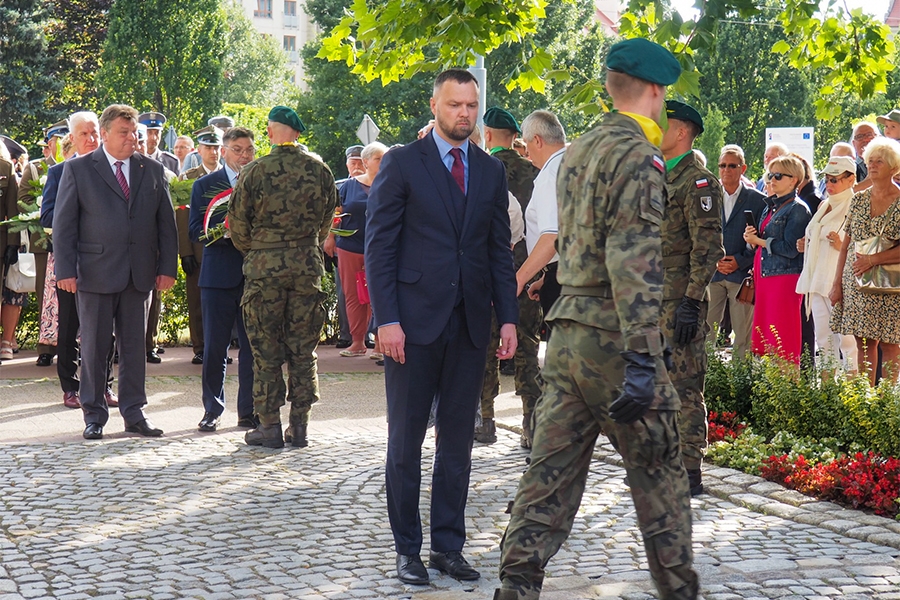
[706,427,770,475]
[705,347,759,417]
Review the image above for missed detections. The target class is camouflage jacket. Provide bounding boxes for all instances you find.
[494,148,539,215]
[549,112,667,357]
[228,145,338,286]
[662,152,724,301]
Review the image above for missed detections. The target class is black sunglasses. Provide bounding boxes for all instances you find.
[826,173,852,184]
[766,172,795,181]
[718,163,742,170]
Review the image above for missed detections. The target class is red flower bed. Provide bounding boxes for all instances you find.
[760,452,900,517]
[707,411,747,443]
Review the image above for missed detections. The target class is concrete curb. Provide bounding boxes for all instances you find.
[496,421,900,551]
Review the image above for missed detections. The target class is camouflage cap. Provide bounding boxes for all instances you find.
[666,100,704,133]
[138,112,167,130]
[877,109,900,127]
[345,145,364,158]
[268,105,306,133]
[192,125,223,146]
[606,38,681,86]
[483,107,521,133]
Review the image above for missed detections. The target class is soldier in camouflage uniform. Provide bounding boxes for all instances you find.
[495,39,698,600]
[228,106,338,449]
[478,107,542,447]
[658,100,724,496]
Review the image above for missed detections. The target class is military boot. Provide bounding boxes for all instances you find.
[245,422,284,448]
[687,468,703,496]
[520,413,533,449]
[492,588,520,600]
[474,418,497,444]
[284,423,308,448]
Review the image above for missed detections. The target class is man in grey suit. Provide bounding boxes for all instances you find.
[54,104,179,440]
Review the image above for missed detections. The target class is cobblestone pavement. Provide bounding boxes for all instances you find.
[2,374,900,599]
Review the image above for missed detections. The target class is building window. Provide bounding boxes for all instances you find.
[284,0,298,27]
[254,0,272,18]
[284,35,298,63]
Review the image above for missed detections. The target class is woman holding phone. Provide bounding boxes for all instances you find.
[743,155,812,363]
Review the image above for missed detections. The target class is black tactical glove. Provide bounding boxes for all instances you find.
[673,296,701,346]
[181,255,199,276]
[609,350,657,424]
[3,245,18,267]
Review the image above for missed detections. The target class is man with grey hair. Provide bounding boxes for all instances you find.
[707,144,766,358]
[851,121,879,184]
[516,110,566,321]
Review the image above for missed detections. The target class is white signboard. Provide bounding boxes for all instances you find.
[765,127,815,170]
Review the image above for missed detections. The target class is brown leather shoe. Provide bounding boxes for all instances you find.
[104,387,119,408]
[63,391,81,409]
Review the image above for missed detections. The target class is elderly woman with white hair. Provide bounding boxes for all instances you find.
[796,156,858,372]
[830,137,900,384]
[325,141,389,358]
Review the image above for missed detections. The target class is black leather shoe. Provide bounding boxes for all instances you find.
[146,351,162,364]
[36,353,53,367]
[335,339,352,349]
[687,468,704,497]
[83,423,103,440]
[428,550,480,581]
[125,418,163,437]
[245,423,284,448]
[191,353,203,365]
[396,554,429,585]
[237,415,259,429]
[156,347,165,354]
[198,412,219,432]
[226,356,233,364]
[283,423,308,448]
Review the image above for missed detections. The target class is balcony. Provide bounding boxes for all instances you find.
[284,13,299,28]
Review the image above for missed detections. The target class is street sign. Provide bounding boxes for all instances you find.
[356,114,380,145]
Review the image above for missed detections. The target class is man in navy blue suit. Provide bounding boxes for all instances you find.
[365,68,519,585]
[188,127,256,432]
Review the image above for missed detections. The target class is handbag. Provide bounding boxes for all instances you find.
[855,204,900,294]
[5,232,36,294]
[356,270,370,305]
[736,275,754,305]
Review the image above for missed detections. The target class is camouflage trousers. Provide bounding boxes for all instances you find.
[481,292,543,420]
[241,276,326,427]
[498,320,698,600]
[661,298,709,471]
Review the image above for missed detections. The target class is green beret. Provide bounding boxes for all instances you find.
[268,105,306,133]
[483,107,520,133]
[606,38,681,86]
[666,100,703,133]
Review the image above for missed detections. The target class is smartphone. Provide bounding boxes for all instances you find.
[744,210,757,230]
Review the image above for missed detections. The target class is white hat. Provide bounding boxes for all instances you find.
[821,156,857,176]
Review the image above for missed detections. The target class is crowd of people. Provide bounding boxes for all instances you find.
[1,34,900,600]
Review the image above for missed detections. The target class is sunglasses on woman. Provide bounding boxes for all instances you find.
[825,173,852,185]
[766,172,794,181]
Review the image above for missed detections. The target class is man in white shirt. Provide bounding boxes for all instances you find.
[515,110,566,321]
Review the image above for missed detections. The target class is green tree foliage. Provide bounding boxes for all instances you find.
[694,105,728,170]
[45,0,113,113]
[97,0,228,133]
[0,0,62,144]
[221,1,294,106]
[222,102,271,158]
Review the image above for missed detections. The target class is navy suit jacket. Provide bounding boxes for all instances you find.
[364,134,518,348]
[188,168,244,289]
[53,148,178,294]
[39,161,63,230]
[713,184,767,284]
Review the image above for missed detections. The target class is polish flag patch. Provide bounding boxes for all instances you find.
[652,155,665,173]
[695,178,709,188]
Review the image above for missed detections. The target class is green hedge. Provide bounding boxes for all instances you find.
[706,349,900,458]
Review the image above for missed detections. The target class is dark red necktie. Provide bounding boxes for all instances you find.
[114,161,130,201]
[449,148,465,194]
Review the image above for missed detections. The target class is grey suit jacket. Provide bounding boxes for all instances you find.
[53,147,178,294]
